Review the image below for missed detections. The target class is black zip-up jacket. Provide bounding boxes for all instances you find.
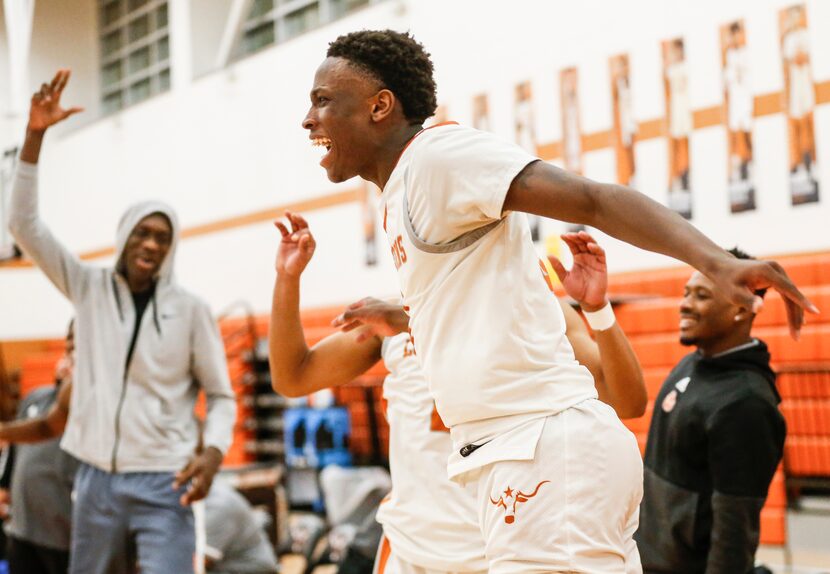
[635,339,786,574]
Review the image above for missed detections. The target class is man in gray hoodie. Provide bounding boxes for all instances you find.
[8,69,237,574]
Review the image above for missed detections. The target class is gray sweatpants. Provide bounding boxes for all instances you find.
[70,462,195,574]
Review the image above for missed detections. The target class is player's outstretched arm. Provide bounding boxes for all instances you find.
[0,381,72,444]
[505,162,818,339]
[552,232,646,418]
[269,212,383,398]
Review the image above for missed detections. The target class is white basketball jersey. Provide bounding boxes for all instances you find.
[376,332,487,572]
[378,123,596,479]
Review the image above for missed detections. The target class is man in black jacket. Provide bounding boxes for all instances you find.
[636,248,787,574]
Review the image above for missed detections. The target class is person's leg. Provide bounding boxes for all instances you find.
[128,472,195,574]
[8,536,48,574]
[36,545,70,574]
[477,401,643,574]
[68,463,131,574]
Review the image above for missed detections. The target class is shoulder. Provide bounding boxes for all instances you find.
[706,387,784,432]
[410,124,522,166]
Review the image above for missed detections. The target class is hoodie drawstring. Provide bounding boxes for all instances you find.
[111,273,125,322]
[151,294,161,335]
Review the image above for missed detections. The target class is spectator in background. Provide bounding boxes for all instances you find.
[8,69,236,574]
[636,248,787,574]
[0,320,77,574]
[204,481,279,574]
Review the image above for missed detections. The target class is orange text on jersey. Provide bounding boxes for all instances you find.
[391,235,408,269]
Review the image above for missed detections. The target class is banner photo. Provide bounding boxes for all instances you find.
[779,4,819,205]
[662,38,693,219]
[472,93,491,131]
[514,81,540,241]
[610,54,637,187]
[720,20,756,212]
[359,181,379,267]
[560,67,583,175]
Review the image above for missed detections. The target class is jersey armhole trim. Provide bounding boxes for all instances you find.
[402,166,504,254]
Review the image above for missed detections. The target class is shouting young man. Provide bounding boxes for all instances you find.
[299,30,814,573]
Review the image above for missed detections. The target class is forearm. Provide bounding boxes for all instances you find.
[19,128,45,164]
[507,163,732,275]
[0,418,59,444]
[202,394,236,456]
[268,273,313,396]
[593,323,647,419]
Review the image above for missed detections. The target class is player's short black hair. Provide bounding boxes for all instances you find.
[728,246,768,299]
[327,29,438,125]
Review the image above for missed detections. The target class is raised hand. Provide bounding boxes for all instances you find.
[28,69,84,132]
[709,257,819,340]
[331,297,410,342]
[548,231,608,312]
[274,212,316,278]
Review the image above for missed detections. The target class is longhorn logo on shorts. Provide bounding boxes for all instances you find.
[489,480,550,524]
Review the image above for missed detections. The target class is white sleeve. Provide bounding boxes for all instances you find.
[406,126,537,244]
[191,301,237,455]
[8,161,92,303]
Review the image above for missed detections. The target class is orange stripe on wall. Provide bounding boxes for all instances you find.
[537,141,562,161]
[755,91,784,117]
[1,187,360,268]
[583,129,614,152]
[637,118,666,141]
[693,105,724,129]
[816,80,830,105]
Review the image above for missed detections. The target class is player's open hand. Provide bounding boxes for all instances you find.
[710,256,819,340]
[173,446,223,506]
[275,212,316,278]
[28,70,84,133]
[332,297,410,342]
[549,231,608,312]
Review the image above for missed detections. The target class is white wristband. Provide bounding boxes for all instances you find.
[583,301,616,331]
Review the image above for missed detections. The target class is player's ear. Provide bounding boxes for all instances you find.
[370,89,396,123]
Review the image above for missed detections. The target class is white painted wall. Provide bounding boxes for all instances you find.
[1,0,828,339]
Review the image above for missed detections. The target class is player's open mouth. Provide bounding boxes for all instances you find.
[311,136,332,167]
[311,136,332,151]
[312,136,333,167]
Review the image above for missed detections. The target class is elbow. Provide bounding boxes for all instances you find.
[622,399,647,420]
[617,386,648,419]
[270,371,305,399]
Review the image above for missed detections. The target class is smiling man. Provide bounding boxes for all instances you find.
[300,30,813,572]
[636,248,786,574]
[8,70,236,574]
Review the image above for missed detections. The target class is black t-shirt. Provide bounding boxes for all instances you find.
[126,286,154,369]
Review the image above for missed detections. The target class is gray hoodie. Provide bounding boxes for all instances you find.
[9,161,236,473]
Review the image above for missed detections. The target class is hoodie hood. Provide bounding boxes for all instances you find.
[114,200,180,285]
